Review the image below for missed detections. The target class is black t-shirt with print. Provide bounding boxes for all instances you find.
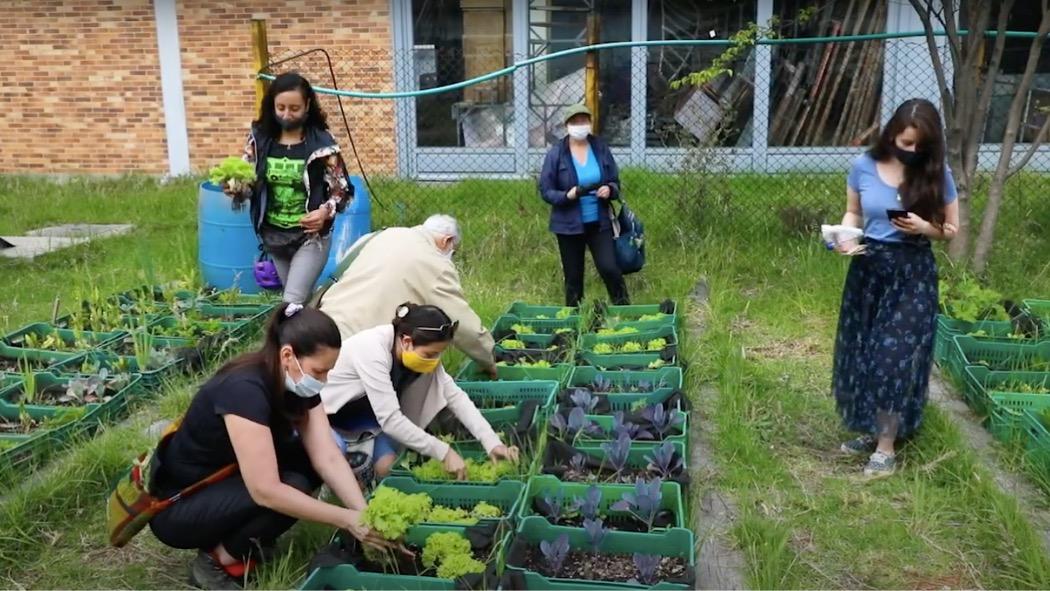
[156,364,320,491]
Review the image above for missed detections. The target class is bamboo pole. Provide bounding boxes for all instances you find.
[251,19,270,115]
[585,10,601,133]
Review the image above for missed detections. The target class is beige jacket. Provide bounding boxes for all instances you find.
[318,225,496,370]
[320,324,503,460]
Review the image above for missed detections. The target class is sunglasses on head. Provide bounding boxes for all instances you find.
[413,320,459,338]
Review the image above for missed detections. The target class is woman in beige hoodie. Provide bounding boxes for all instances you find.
[321,303,519,480]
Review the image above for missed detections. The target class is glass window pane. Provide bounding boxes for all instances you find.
[769,0,886,147]
[412,0,513,148]
[527,0,631,148]
[646,0,756,148]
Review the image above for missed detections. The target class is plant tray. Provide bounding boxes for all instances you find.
[518,475,686,531]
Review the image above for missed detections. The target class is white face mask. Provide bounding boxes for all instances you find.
[567,124,591,140]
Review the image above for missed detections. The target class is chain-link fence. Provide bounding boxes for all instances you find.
[263,20,1049,256]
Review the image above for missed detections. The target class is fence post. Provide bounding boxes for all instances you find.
[629,0,647,167]
[751,0,773,174]
[512,0,530,178]
[251,18,270,114]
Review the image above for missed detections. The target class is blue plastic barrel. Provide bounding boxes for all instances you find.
[315,176,372,287]
[198,181,262,294]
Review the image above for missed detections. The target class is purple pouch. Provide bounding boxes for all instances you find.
[254,251,282,290]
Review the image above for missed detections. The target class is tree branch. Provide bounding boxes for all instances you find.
[909,0,955,122]
[1006,115,1050,179]
[969,0,1013,145]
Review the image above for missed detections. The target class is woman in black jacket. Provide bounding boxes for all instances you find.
[228,72,354,305]
[538,104,629,306]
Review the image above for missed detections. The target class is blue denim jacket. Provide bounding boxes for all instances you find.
[538,135,621,235]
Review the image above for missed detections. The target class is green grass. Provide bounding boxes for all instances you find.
[0,173,1049,589]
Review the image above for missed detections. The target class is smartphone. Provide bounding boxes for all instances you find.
[886,209,910,220]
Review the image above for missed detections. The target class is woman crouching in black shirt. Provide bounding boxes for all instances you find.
[149,303,395,589]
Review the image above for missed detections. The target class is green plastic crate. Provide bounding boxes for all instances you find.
[947,336,1050,381]
[0,371,141,422]
[576,352,676,371]
[566,367,683,409]
[391,444,534,484]
[504,302,581,322]
[519,475,685,530]
[1024,299,1050,323]
[0,345,85,375]
[582,411,689,448]
[542,440,688,482]
[375,476,525,531]
[960,366,997,417]
[457,360,573,385]
[558,384,686,413]
[2,323,126,355]
[194,303,274,338]
[50,350,183,391]
[492,315,581,339]
[502,516,695,590]
[300,564,455,590]
[963,367,1050,442]
[457,381,559,410]
[301,525,503,590]
[0,431,53,485]
[594,303,678,332]
[579,325,677,351]
[934,315,1040,368]
[1021,409,1050,480]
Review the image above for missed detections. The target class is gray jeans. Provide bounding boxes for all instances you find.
[271,235,332,305]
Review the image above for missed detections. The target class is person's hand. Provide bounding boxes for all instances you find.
[300,209,328,234]
[343,509,411,555]
[566,186,578,200]
[484,363,499,380]
[892,212,932,236]
[596,185,611,200]
[443,447,467,480]
[835,237,860,255]
[489,444,519,464]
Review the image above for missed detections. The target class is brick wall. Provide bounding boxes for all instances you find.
[0,0,396,175]
[0,0,167,174]
[179,0,396,175]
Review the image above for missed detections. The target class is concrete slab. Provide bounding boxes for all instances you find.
[0,236,89,259]
[0,224,134,260]
[24,224,134,239]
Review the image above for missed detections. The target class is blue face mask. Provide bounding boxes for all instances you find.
[285,355,325,398]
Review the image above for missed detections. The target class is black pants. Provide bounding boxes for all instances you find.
[556,224,629,307]
[149,467,322,561]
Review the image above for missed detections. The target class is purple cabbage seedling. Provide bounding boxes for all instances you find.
[601,434,632,476]
[551,407,601,443]
[583,518,607,554]
[631,553,662,585]
[642,404,685,438]
[569,453,588,475]
[613,411,653,441]
[579,485,602,521]
[569,388,600,413]
[590,374,616,393]
[541,489,580,525]
[539,533,570,576]
[611,477,663,531]
[645,442,683,479]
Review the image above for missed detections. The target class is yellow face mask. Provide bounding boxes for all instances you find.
[402,349,440,374]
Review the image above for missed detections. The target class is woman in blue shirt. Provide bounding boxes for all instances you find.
[833,98,959,478]
[538,104,629,306]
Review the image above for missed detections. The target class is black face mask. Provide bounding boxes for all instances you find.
[892,144,927,167]
[278,116,304,131]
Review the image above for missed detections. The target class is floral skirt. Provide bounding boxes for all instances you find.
[832,239,938,440]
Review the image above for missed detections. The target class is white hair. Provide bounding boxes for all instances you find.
[422,214,461,245]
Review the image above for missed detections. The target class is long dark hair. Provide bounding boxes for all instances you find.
[253,72,329,139]
[392,302,458,346]
[870,98,947,227]
[217,303,342,426]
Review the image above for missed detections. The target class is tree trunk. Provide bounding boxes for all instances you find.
[972,3,1050,272]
